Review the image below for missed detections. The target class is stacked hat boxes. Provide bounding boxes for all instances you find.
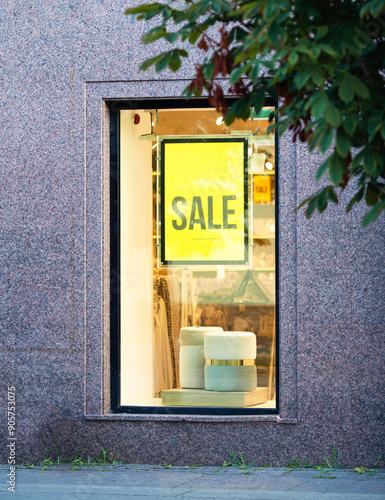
[162,327,268,407]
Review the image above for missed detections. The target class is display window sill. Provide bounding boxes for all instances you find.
[84,414,297,424]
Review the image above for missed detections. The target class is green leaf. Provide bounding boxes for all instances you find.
[312,71,324,86]
[316,157,332,181]
[125,3,164,15]
[188,29,202,44]
[310,46,321,59]
[316,25,329,39]
[311,92,327,119]
[142,27,167,44]
[268,20,284,46]
[236,1,261,17]
[265,2,283,19]
[336,131,350,157]
[267,117,289,135]
[365,183,379,206]
[308,123,326,152]
[155,53,171,72]
[168,51,181,72]
[295,44,311,55]
[218,0,232,13]
[351,75,371,99]
[362,199,385,227]
[141,49,187,72]
[296,195,312,211]
[343,113,358,135]
[352,150,365,168]
[327,188,339,204]
[346,187,364,212]
[248,61,260,82]
[324,100,341,127]
[203,60,215,79]
[319,128,334,153]
[230,64,250,85]
[338,73,355,103]
[367,111,383,139]
[172,10,187,23]
[288,51,299,65]
[358,173,367,187]
[225,99,249,124]
[249,89,265,115]
[316,190,328,212]
[328,154,346,185]
[363,149,378,176]
[211,0,222,15]
[338,72,371,101]
[139,55,162,71]
[319,43,338,56]
[360,0,385,19]
[305,197,317,218]
[232,26,250,43]
[165,32,179,43]
[294,71,310,89]
[183,83,194,99]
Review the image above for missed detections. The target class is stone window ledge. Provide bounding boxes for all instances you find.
[85,414,297,424]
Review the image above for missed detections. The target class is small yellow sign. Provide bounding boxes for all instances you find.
[253,175,272,203]
[161,138,248,266]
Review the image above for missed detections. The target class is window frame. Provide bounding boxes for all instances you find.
[109,98,279,415]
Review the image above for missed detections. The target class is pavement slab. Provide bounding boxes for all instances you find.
[0,464,384,500]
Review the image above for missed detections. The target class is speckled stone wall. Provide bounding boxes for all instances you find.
[0,1,384,467]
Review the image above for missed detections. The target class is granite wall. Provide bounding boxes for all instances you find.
[0,1,384,467]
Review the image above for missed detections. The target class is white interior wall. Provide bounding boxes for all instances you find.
[120,110,153,405]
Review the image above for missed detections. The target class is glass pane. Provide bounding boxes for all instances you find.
[119,107,276,410]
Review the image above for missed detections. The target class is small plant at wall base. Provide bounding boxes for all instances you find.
[223,451,254,470]
[24,448,123,471]
[316,445,346,472]
[285,457,314,472]
[126,0,385,227]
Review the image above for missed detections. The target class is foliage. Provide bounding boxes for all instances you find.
[126,0,385,226]
[25,448,123,471]
[285,457,314,472]
[285,446,345,475]
[223,451,254,469]
[317,445,345,471]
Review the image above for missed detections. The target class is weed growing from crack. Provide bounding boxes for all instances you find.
[321,445,345,470]
[25,447,122,471]
[223,451,254,470]
[285,457,314,473]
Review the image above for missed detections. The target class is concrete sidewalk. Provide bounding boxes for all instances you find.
[1,464,384,499]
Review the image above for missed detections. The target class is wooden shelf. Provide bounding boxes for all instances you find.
[162,387,268,407]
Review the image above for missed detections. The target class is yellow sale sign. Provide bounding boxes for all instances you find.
[161,138,249,266]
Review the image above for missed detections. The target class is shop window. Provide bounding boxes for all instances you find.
[110,102,278,414]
